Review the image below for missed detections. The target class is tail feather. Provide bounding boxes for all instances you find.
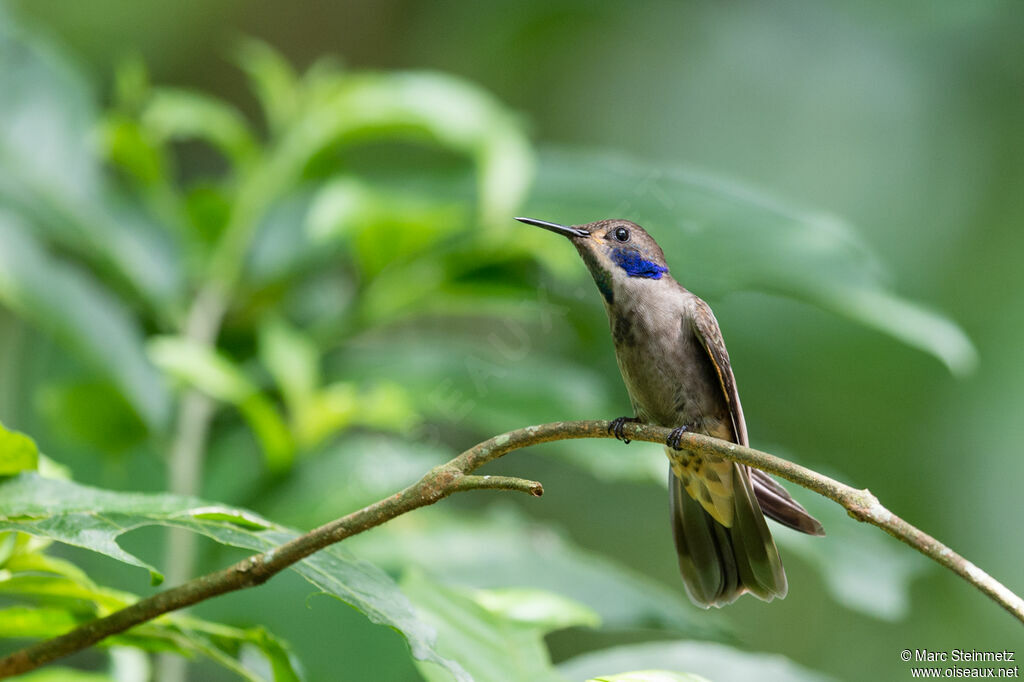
[670,462,787,607]
[729,464,787,599]
[749,468,825,536]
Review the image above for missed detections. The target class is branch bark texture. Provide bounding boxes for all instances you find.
[1,420,1020,677]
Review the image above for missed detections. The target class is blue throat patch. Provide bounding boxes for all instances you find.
[611,249,668,279]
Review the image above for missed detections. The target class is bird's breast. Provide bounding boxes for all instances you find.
[607,290,724,429]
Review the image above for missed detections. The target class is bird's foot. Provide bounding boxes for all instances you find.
[666,425,691,450]
[608,416,640,444]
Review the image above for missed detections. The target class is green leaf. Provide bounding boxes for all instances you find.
[148,335,256,403]
[257,320,418,448]
[0,215,171,431]
[306,177,468,278]
[300,69,532,226]
[262,435,453,522]
[5,668,114,682]
[185,182,233,243]
[265,436,716,638]
[238,397,295,472]
[233,39,301,135]
[0,552,304,681]
[336,337,610,430]
[213,68,533,292]
[471,588,600,631]
[259,317,320,419]
[112,54,150,112]
[148,335,294,470]
[141,88,259,169]
[0,11,183,314]
[587,673,711,682]
[132,616,303,682]
[0,606,81,637]
[559,642,836,682]
[0,473,466,682]
[527,147,977,376]
[403,570,583,682]
[0,421,38,475]
[0,7,101,217]
[100,113,169,187]
[350,507,726,640]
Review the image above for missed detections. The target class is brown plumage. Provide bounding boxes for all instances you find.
[517,217,824,607]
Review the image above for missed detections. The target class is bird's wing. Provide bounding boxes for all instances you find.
[690,297,824,536]
[689,297,748,447]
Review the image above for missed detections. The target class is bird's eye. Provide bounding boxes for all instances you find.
[612,227,630,242]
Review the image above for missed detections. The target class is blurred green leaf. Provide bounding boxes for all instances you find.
[772,486,929,621]
[587,672,711,682]
[0,606,80,637]
[0,555,128,610]
[259,317,319,418]
[142,88,260,169]
[559,641,836,682]
[148,335,294,470]
[148,335,255,402]
[0,550,303,682]
[471,588,600,631]
[0,215,171,431]
[329,332,670,484]
[0,6,100,215]
[307,177,467,278]
[527,148,977,376]
[0,421,38,475]
[134,616,302,682]
[262,435,451,523]
[185,182,233,244]
[247,177,470,297]
[296,381,415,449]
[239,397,295,472]
[258,319,417,448]
[112,54,150,113]
[0,473,466,681]
[0,10,183,313]
[0,533,17,566]
[245,188,327,285]
[278,439,712,638]
[100,114,168,187]
[350,506,727,640]
[37,454,71,482]
[7,668,114,682]
[305,70,533,226]
[213,67,533,292]
[37,379,148,454]
[233,38,301,135]
[404,570,587,682]
[0,532,51,569]
[336,336,609,429]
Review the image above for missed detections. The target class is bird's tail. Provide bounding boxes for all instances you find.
[669,459,787,607]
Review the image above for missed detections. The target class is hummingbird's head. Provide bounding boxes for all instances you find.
[515,217,669,304]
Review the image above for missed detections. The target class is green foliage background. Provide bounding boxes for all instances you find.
[1,1,1022,680]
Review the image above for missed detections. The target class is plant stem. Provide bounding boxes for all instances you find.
[2,420,1020,677]
[158,283,228,682]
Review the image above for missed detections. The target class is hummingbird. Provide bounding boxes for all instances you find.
[517,216,824,607]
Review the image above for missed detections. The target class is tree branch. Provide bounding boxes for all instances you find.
[1,420,1020,677]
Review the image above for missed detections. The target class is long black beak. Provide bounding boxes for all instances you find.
[515,217,589,238]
